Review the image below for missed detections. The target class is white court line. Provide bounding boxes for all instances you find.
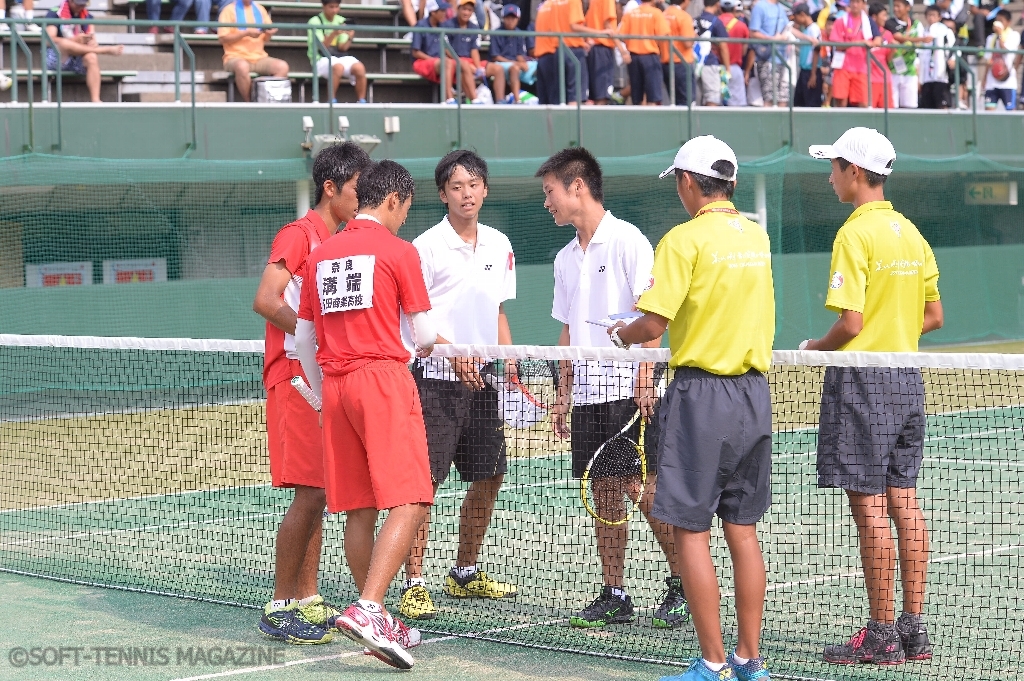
[772,424,1023,462]
[0,482,272,516]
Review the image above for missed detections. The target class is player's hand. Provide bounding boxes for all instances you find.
[799,339,816,351]
[606,320,626,339]
[634,378,656,423]
[552,400,570,439]
[415,343,434,359]
[475,66,486,79]
[449,356,485,390]
[245,28,262,37]
[503,359,519,390]
[262,28,278,38]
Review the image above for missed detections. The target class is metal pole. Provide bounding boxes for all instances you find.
[174,26,181,102]
[563,45,582,145]
[755,174,767,232]
[443,37,461,148]
[669,41,678,107]
[41,27,62,151]
[558,37,566,105]
[297,179,310,218]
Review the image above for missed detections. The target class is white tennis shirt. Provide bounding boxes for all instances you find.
[413,216,517,381]
[552,211,655,405]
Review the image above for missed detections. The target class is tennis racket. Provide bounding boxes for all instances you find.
[291,376,322,412]
[580,409,647,526]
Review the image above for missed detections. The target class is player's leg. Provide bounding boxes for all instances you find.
[446,380,516,599]
[847,492,897,621]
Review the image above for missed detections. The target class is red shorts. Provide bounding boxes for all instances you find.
[833,69,867,104]
[266,359,324,489]
[413,57,451,84]
[322,360,434,513]
[870,80,892,108]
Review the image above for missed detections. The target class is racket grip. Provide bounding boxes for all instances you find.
[290,376,322,412]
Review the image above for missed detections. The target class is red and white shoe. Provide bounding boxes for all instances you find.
[334,602,416,670]
[361,613,423,666]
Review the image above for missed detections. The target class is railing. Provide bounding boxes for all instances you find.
[4,16,1024,156]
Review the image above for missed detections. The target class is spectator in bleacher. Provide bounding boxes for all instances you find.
[442,0,506,103]
[749,0,790,107]
[0,0,40,34]
[534,0,605,104]
[829,0,881,107]
[490,4,537,103]
[867,3,895,108]
[791,3,824,106]
[717,0,749,106]
[584,0,617,103]
[943,15,970,108]
[412,0,480,103]
[218,0,289,102]
[619,0,669,105]
[980,10,1020,110]
[401,0,425,29]
[662,0,696,106]
[885,0,927,109]
[919,4,955,108]
[693,0,730,106]
[44,0,125,103]
[308,0,368,103]
[170,0,214,34]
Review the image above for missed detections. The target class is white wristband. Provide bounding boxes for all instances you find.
[610,327,631,350]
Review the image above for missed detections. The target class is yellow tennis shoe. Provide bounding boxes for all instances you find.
[295,595,343,632]
[399,585,438,620]
[444,569,518,599]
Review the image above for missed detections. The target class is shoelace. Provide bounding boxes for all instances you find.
[408,588,432,605]
[846,628,868,650]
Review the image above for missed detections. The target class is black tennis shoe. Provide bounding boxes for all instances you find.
[570,586,635,628]
[896,616,933,661]
[653,576,690,628]
[823,621,905,665]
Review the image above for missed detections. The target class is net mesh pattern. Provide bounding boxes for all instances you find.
[1,337,1021,678]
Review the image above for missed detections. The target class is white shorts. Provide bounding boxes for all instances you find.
[316,56,360,84]
[891,73,918,109]
[726,64,747,106]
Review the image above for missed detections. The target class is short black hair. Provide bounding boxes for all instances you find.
[534,147,604,203]
[868,2,886,17]
[321,0,340,5]
[312,142,373,205]
[356,160,416,211]
[894,0,910,6]
[676,159,737,199]
[434,150,489,191]
[704,0,720,6]
[836,157,888,187]
[924,5,940,15]
[997,9,1011,22]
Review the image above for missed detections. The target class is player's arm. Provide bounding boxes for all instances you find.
[552,324,573,439]
[801,309,863,351]
[498,302,518,384]
[253,260,297,334]
[295,318,322,403]
[611,312,668,346]
[407,310,437,358]
[922,300,943,334]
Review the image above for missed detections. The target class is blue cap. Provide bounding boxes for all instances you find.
[425,0,451,12]
[503,3,521,16]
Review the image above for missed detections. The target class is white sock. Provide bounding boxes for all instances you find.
[296,595,319,606]
[731,654,750,665]
[0,10,6,18]
[451,565,477,580]
[269,598,293,611]
[404,578,426,589]
[609,586,628,599]
[703,660,727,672]
[357,599,382,613]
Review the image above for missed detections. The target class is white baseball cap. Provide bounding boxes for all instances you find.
[809,127,897,176]
[659,135,738,181]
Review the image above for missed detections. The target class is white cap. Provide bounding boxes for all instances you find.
[659,135,738,181]
[809,127,897,176]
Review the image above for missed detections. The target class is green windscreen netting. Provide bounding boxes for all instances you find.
[1,151,1022,348]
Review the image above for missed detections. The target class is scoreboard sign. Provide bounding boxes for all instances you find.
[25,261,93,287]
[102,259,168,285]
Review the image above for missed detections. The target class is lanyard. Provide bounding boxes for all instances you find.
[695,206,740,219]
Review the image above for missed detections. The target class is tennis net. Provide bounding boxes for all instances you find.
[1,335,1021,679]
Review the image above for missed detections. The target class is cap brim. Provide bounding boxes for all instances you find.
[658,166,675,180]
[808,144,838,160]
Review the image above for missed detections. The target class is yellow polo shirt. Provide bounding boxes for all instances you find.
[637,201,775,375]
[825,201,940,352]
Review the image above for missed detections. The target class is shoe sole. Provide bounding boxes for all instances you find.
[337,619,414,670]
[906,652,932,661]
[400,610,437,620]
[652,617,690,629]
[257,621,332,645]
[444,589,518,599]
[569,615,636,628]
[823,657,906,666]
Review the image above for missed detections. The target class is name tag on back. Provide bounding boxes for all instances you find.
[317,256,375,314]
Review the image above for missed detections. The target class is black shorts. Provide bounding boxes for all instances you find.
[628,52,664,104]
[587,44,616,101]
[920,81,951,109]
[816,366,926,495]
[415,377,508,485]
[570,398,660,479]
[663,61,696,105]
[536,48,588,104]
[653,367,772,532]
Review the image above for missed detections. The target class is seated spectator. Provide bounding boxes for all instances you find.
[171,0,214,35]
[717,0,748,106]
[619,0,669,105]
[749,0,789,107]
[308,0,368,103]
[662,0,696,105]
[218,0,289,102]
[145,0,195,34]
[867,3,894,108]
[980,10,1019,110]
[791,3,823,106]
[0,0,40,34]
[442,0,506,103]
[490,4,537,103]
[44,0,125,103]
[412,0,480,103]
[584,0,617,103]
[694,0,730,106]
[919,4,955,108]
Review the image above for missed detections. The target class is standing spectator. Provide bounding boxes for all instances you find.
[943,16,970,108]
[885,0,928,109]
[585,0,618,102]
[792,3,824,106]
[694,0,731,106]
[662,0,696,105]
[535,0,606,104]
[821,14,836,105]
[619,0,670,105]
[308,0,368,103]
[0,0,39,34]
[218,0,289,102]
[718,0,750,106]
[980,10,1020,110]
[490,4,537,103]
[411,0,479,104]
[442,0,507,103]
[829,0,881,107]
[919,5,955,108]
[867,3,894,108]
[44,0,125,103]
[749,0,790,106]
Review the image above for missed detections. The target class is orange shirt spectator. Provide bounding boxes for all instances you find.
[218,0,272,64]
[718,9,749,67]
[534,0,586,56]
[586,0,617,49]
[663,2,696,63]
[618,1,669,55]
